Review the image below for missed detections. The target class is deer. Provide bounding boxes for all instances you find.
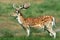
[12,3,56,38]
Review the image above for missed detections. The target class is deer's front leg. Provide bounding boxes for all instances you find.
[23,24,30,37]
[20,24,30,36]
[26,27,30,37]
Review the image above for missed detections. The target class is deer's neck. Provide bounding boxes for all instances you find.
[17,13,24,24]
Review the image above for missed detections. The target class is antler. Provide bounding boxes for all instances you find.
[13,4,17,9]
[23,3,30,9]
[13,3,30,10]
[13,4,23,10]
[18,5,23,9]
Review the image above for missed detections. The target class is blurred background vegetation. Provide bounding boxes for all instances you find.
[0,0,60,40]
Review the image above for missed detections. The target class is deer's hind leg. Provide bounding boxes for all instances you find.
[46,24,56,39]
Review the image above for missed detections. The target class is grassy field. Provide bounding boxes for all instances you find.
[0,0,60,40]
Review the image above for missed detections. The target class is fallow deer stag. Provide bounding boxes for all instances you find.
[12,3,56,38]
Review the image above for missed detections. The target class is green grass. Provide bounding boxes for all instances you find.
[0,0,60,40]
[22,0,60,18]
[0,35,60,40]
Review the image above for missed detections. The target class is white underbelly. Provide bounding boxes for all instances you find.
[31,24,44,29]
